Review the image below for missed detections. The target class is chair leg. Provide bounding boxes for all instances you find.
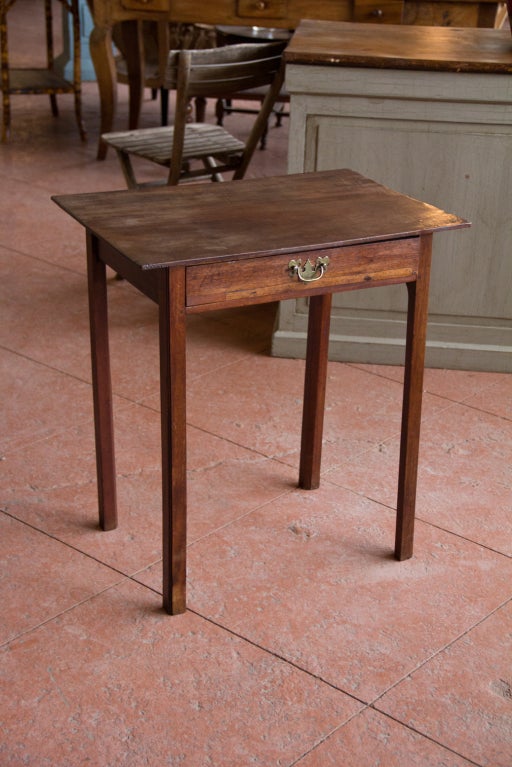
[116,148,139,189]
[49,93,59,117]
[160,87,169,126]
[195,96,206,122]
[203,156,224,182]
[74,90,87,142]
[1,90,10,143]
[260,120,268,150]
[215,98,225,126]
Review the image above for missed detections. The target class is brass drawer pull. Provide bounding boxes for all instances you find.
[288,256,330,283]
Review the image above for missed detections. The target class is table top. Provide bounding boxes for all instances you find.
[53,170,467,270]
[285,20,512,73]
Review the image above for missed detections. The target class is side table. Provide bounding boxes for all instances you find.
[53,169,468,615]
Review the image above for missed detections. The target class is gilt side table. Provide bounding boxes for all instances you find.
[53,169,468,615]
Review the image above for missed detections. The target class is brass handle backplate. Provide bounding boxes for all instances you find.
[288,256,330,283]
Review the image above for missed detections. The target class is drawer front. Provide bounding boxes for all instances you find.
[236,0,288,19]
[121,0,169,12]
[186,237,419,309]
[352,0,404,23]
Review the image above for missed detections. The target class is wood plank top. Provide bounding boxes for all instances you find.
[285,20,512,73]
[52,169,468,270]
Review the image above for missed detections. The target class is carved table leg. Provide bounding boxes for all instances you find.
[89,23,117,160]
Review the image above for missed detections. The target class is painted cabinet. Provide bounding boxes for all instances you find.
[272,21,512,371]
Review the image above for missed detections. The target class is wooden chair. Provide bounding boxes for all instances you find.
[102,41,286,189]
[213,24,290,150]
[113,20,216,129]
[0,0,86,143]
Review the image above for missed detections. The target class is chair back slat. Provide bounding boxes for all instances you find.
[164,42,286,97]
[102,40,286,187]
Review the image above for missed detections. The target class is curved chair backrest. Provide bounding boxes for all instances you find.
[166,42,286,184]
[163,41,286,96]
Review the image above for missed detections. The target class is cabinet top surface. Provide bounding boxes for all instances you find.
[285,20,512,73]
[53,170,467,270]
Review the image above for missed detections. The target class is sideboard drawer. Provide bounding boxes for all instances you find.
[236,0,288,19]
[352,0,404,23]
[186,237,419,309]
[121,0,169,11]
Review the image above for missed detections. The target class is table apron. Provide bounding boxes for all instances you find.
[185,237,420,311]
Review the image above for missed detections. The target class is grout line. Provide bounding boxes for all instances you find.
[369,595,512,710]
[186,603,368,705]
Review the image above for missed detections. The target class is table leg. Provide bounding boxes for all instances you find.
[89,23,117,160]
[158,268,187,614]
[395,233,433,560]
[119,20,144,131]
[299,292,333,490]
[87,234,117,531]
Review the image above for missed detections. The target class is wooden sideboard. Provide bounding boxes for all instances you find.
[272,20,512,372]
[87,0,505,157]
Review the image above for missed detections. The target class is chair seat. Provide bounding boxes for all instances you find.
[103,123,245,167]
[102,42,286,187]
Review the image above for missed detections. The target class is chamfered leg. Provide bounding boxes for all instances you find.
[395,233,433,560]
[158,267,187,614]
[86,232,118,531]
[299,292,333,490]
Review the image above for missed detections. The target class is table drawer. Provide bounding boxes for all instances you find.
[352,0,404,23]
[121,0,169,11]
[186,237,419,309]
[236,0,288,19]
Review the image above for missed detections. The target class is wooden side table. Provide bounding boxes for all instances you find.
[0,0,86,143]
[53,169,468,615]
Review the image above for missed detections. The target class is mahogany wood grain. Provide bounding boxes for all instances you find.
[299,293,333,490]
[87,0,503,158]
[159,267,187,614]
[53,169,468,615]
[395,234,432,560]
[87,232,118,531]
[285,19,512,73]
[52,170,465,269]
[185,238,419,310]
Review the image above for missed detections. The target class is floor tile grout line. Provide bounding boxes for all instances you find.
[187,596,498,767]
[0,240,89,278]
[413,516,512,559]
[454,397,512,423]
[367,709,484,767]
[368,594,512,710]
[0,506,138,581]
[2,512,507,767]
[187,486,300,549]
[345,361,512,421]
[320,473,512,559]
[286,710,370,767]
[186,604,369,706]
[287,707,484,767]
[184,420,304,467]
[319,600,512,767]
[0,578,129,651]
[0,344,93,385]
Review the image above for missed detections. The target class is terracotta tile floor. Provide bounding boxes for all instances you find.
[1,7,512,765]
